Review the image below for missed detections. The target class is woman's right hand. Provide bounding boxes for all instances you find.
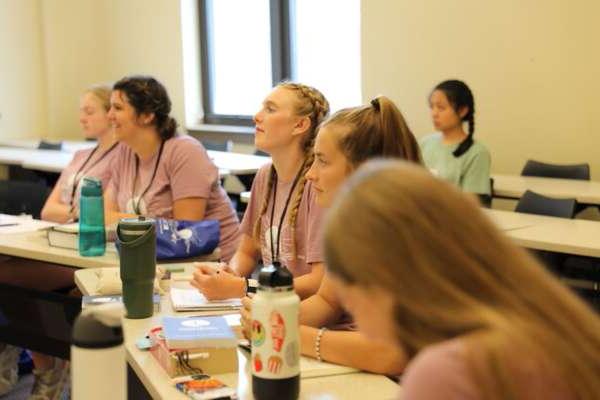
[190,263,246,300]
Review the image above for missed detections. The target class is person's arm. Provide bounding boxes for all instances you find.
[103,187,135,225]
[300,273,344,327]
[461,147,491,195]
[300,326,407,375]
[40,183,73,223]
[293,262,325,300]
[172,197,206,221]
[190,234,261,300]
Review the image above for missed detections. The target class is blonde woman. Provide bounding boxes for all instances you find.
[192,83,329,300]
[324,160,600,399]
[240,96,420,374]
[0,85,118,399]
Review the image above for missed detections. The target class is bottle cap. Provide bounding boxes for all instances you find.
[258,261,293,289]
[80,177,103,196]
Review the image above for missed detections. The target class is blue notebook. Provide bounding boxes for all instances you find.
[162,316,237,350]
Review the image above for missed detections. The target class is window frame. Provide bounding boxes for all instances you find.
[198,0,293,126]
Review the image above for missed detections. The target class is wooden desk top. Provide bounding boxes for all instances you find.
[0,230,119,269]
[75,269,400,400]
[492,174,600,205]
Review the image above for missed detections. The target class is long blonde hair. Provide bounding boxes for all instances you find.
[252,82,330,257]
[322,96,422,166]
[324,160,600,400]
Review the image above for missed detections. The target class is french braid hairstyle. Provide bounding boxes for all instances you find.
[253,82,330,258]
[432,80,475,158]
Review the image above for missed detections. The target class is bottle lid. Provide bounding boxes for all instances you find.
[117,216,155,236]
[258,262,294,289]
[72,311,123,349]
[80,177,103,196]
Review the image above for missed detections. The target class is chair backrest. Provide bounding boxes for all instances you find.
[38,140,63,151]
[515,190,577,219]
[254,149,269,157]
[477,177,494,208]
[521,160,590,181]
[0,180,51,219]
[201,140,233,152]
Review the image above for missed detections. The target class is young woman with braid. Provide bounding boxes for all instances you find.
[240,96,421,374]
[192,83,329,300]
[419,80,491,195]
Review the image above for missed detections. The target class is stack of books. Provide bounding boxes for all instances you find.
[150,316,239,377]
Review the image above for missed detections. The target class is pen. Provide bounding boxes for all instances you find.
[0,223,19,227]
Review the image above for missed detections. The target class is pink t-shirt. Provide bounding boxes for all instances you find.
[239,163,324,277]
[401,338,575,400]
[56,144,119,209]
[107,134,240,261]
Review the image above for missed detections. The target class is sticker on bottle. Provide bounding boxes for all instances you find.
[267,355,283,374]
[251,320,265,347]
[285,341,299,367]
[270,311,285,352]
[253,353,263,373]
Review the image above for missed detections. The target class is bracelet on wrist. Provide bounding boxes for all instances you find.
[315,327,327,362]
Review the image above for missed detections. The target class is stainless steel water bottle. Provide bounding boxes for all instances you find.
[251,263,300,400]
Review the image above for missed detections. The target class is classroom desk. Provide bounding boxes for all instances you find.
[0,139,95,153]
[75,269,401,400]
[0,224,219,361]
[485,209,600,258]
[492,174,600,205]
[0,145,269,176]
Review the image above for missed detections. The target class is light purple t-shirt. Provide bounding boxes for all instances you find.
[401,338,575,400]
[107,134,240,261]
[239,163,324,277]
[56,144,119,209]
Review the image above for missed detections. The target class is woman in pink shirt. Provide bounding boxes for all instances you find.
[191,83,329,300]
[323,160,600,399]
[104,76,240,261]
[41,84,119,222]
[0,85,118,399]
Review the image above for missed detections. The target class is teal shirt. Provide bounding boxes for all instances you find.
[419,133,491,195]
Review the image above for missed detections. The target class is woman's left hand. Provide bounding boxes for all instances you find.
[240,295,254,340]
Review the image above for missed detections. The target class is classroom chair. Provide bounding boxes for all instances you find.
[0,180,51,219]
[200,139,233,152]
[521,160,590,181]
[515,190,577,219]
[38,140,63,151]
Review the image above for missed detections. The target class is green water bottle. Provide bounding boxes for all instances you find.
[117,217,156,319]
[79,177,106,257]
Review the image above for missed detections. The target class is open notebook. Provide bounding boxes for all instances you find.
[170,284,242,312]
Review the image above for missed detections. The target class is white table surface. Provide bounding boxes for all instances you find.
[0,144,269,175]
[75,269,401,400]
[0,139,95,153]
[492,173,600,205]
[486,209,600,257]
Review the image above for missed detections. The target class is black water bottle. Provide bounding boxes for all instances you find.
[251,263,300,400]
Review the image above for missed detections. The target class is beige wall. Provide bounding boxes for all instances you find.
[0,0,47,139]
[40,0,185,139]
[362,0,600,180]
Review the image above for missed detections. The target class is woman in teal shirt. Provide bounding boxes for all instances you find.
[419,80,491,196]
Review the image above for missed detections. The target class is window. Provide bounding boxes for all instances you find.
[197,0,361,126]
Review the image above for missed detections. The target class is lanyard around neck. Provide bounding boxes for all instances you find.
[131,140,165,215]
[69,142,119,207]
[269,159,306,264]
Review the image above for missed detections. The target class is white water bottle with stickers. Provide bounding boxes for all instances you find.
[251,262,300,400]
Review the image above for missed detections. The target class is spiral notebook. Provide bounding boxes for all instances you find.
[170,286,242,312]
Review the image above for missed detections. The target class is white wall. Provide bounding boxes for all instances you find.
[362,0,600,179]
[0,0,47,139]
